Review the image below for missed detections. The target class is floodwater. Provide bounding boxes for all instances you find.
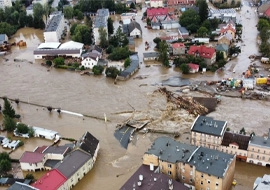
[0,1,270,189]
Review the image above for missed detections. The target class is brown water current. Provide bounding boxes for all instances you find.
[0,1,270,189]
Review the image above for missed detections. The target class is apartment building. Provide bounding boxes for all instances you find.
[93,8,109,45]
[44,14,64,43]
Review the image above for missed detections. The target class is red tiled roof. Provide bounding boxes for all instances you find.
[20,151,44,163]
[188,45,216,59]
[147,7,168,17]
[172,42,185,48]
[32,169,67,190]
[187,63,199,70]
[34,146,48,153]
[220,24,236,34]
[265,7,270,17]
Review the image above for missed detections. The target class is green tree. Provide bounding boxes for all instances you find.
[0,159,11,173]
[153,37,161,49]
[77,11,84,20]
[107,47,130,61]
[33,3,44,20]
[43,3,51,24]
[98,27,108,48]
[257,19,270,31]
[158,40,169,66]
[240,127,246,135]
[70,23,78,35]
[106,45,114,54]
[179,10,200,31]
[3,115,16,132]
[16,123,29,134]
[28,127,35,137]
[2,98,15,118]
[109,26,128,47]
[0,22,16,37]
[53,57,65,66]
[197,26,208,37]
[105,66,120,78]
[180,63,190,74]
[25,173,35,180]
[0,152,10,161]
[92,65,104,75]
[130,2,136,9]
[63,6,73,19]
[85,15,92,27]
[124,57,131,68]
[197,0,208,23]
[107,17,114,35]
[72,24,92,45]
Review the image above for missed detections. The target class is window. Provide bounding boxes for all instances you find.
[208,174,211,177]
[201,181,203,185]
[182,176,185,180]
[258,149,260,153]
[263,156,265,160]
[201,174,204,178]
[168,171,171,175]
[257,155,259,159]
[190,179,193,183]
[216,182,219,186]
[207,180,210,184]
[168,164,172,168]
[190,171,193,175]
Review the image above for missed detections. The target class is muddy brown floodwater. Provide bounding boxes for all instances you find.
[1,1,270,189]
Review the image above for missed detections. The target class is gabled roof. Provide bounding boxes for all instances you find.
[147,7,168,17]
[54,149,91,178]
[188,45,216,59]
[20,151,44,163]
[249,135,270,148]
[128,21,142,34]
[76,131,99,157]
[187,63,199,70]
[81,52,99,60]
[32,169,67,190]
[34,146,48,153]
[178,27,189,35]
[93,45,102,53]
[43,146,71,155]
[172,42,185,49]
[8,182,38,190]
[221,132,250,150]
[120,165,189,190]
[265,7,270,17]
[220,23,236,34]
[119,53,139,78]
[216,44,229,52]
[143,52,159,58]
[191,115,227,136]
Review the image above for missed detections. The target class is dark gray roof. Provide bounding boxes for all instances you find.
[45,15,63,32]
[0,34,7,41]
[8,181,38,190]
[44,159,60,168]
[128,21,142,34]
[216,44,229,52]
[94,16,107,28]
[120,165,189,190]
[54,149,91,178]
[96,8,109,17]
[191,115,227,136]
[43,146,71,155]
[128,37,135,45]
[145,137,197,163]
[249,136,270,148]
[119,53,140,78]
[188,147,235,178]
[33,49,81,55]
[178,27,189,35]
[221,132,250,150]
[81,52,99,59]
[76,131,99,157]
[93,45,102,53]
[122,24,129,35]
[143,52,159,58]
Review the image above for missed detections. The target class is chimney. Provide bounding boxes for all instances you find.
[268,128,270,139]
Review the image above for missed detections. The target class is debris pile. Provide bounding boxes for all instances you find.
[157,87,209,116]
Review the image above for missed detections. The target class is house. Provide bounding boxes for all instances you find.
[178,27,189,39]
[172,42,185,55]
[31,169,68,190]
[143,52,159,61]
[247,130,270,166]
[0,34,8,45]
[167,0,196,6]
[120,165,189,190]
[123,21,142,38]
[117,53,140,80]
[19,151,45,171]
[8,182,38,190]
[257,2,270,17]
[44,14,64,43]
[188,45,216,65]
[147,7,169,18]
[220,132,250,162]
[208,8,236,23]
[187,63,199,73]
[93,8,109,45]
[219,21,236,39]
[81,52,99,69]
[216,44,229,59]
[253,174,270,190]
[120,12,136,21]
[190,115,227,149]
[159,34,179,42]
[150,0,163,7]
[217,34,233,46]
[143,137,236,190]
[0,0,12,9]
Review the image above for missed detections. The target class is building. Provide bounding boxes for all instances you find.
[0,34,8,45]
[178,27,189,39]
[216,44,229,59]
[120,12,136,21]
[117,53,140,80]
[143,137,236,190]
[143,52,159,61]
[123,21,142,38]
[32,0,48,6]
[31,169,68,190]
[187,63,199,73]
[19,151,45,171]
[247,131,270,166]
[150,0,163,7]
[220,132,250,162]
[120,164,189,190]
[217,34,233,46]
[0,0,11,9]
[219,21,236,39]
[8,182,38,190]
[253,174,270,190]
[188,45,216,65]
[190,115,227,149]
[167,0,196,6]
[172,42,185,55]
[81,52,100,69]
[93,8,109,45]
[44,14,64,43]
[147,7,169,18]
[32,126,61,141]
[208,8,236,23]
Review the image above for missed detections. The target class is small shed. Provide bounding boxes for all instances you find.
[243,78,254,90]
[143,52,160,61]
[187,63,199,73]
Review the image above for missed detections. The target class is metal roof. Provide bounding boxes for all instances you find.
[94,16,107,28]
[96,8,109,17]
[45,15,63,32]
[59,41,84,49]
[254,174,270,190]
[38,42,61,49]
[143,52,159,58]
[249,136,270,148]
[33,49,81,55]
[191,115,227,136]
[119,53,139,78]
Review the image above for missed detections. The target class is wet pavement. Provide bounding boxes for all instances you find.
[0,1,270,189]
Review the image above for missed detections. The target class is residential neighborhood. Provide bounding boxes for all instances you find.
[1,0,270,189]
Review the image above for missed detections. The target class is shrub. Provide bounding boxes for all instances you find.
[92,65,104,75]
[46,60,52,66]
[105,66,120,78]
[53,57,65,66]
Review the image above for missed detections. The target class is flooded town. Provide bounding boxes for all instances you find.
[1,0,270,189]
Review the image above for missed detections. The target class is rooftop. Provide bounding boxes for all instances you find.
[59,41,84,49]
[143,52,160,58]
[221,132,250,150]
[249,135,270,148]
[8,182,38,190]
[191,115,227,136]
[96,8,109,17]
[188,146,235,178]
[32,169,67,190]
[43,145,71,155]
[94,16,107,28]
[254,174,270,190]
[120,165,189,190]
[119,53,140,78]
[45,15,63,32]
[76,131,99,157]
[145,137,197,163]
[38,42,61,49]
[19,151,44,163]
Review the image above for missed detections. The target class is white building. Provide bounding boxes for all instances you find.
[32,126,61,141]
[44,14,64,43]
[81,52,100,69]
[93,8,109,45]
[150,0,163,7]
[0,0,11,9]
